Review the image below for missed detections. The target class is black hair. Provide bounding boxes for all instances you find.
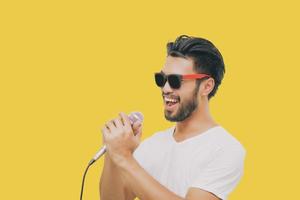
[167,35,225,99]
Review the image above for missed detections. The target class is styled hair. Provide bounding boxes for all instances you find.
[167,35,225,99]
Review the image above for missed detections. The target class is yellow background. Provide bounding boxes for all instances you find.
[1,0,299,199]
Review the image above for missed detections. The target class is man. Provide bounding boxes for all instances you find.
[100,35,246,200]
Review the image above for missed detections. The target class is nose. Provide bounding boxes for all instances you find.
[162,80,173,93]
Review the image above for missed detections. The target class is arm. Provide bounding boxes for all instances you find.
[101,112,220,200]
[99,112,143,200]
[116,154,220,200]
[99,154,135,200]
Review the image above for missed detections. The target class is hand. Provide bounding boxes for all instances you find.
[101,112,142,165]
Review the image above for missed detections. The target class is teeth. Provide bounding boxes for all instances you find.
[165,97,178,103]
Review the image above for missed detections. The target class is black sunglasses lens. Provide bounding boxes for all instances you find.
[168,75,181,89]
[155,73,166,87]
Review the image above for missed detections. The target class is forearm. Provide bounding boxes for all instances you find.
[99,155,135,200]
[117,155,184,200]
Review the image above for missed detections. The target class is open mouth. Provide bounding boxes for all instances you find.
[164,96,180,107]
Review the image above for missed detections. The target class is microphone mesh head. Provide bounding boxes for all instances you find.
[129,111,144,124]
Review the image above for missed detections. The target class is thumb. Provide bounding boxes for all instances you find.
[132,121,142,139]
[132,120,142,135]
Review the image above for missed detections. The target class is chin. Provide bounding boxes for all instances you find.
[164,111,180,122]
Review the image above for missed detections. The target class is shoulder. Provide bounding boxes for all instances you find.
[208,126,246,164]
[208,126,245,151]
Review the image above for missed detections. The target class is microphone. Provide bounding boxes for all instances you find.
[89,112,144,164]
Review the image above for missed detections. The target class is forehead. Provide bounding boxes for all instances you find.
[162,56,195,74]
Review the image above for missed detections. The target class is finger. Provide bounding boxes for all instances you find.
[106,120,116,131]
[132,120,142,129]
[113,117,123,128]
[101,125,110,135]
[119,113,125,126]
[120,112,131,127]
[134,126,142,138]
[120,112,133,133]
[135,125,143,139]
[101,126,110,141]
[132,121,142,136]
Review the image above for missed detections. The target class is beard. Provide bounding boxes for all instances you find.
[164,86,199,122]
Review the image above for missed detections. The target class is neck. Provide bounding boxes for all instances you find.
[174,97,218,137]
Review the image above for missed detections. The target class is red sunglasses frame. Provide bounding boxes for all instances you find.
[155,72,211,89]
[181,74,211,80]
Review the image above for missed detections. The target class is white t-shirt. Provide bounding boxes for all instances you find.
[133,126,246,200]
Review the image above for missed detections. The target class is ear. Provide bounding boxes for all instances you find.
[200,78,215,97]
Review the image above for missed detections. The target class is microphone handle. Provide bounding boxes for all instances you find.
[89,145,106,164]
[94,145,107,159]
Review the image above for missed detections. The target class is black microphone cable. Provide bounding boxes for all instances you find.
[80,159,95,200]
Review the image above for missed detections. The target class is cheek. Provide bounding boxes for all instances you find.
[179,82,196,97]
[178,91,192,103]
[179,85,200,103]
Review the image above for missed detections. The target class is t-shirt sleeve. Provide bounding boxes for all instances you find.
[189,146,246,200]
[133,142,144,162]
[133,139,150,169]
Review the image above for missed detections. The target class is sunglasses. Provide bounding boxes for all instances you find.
[154,72,211,89]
